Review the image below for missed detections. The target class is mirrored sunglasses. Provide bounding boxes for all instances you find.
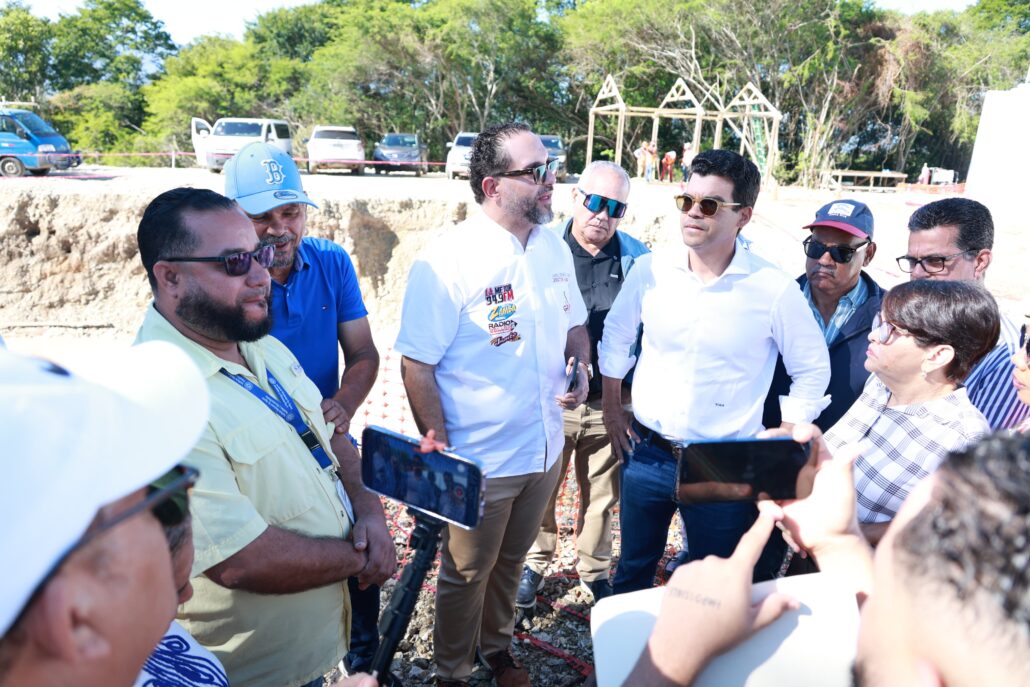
[578,189,628,219]
[495,158,560,185]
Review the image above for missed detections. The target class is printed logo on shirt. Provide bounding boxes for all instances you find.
[484,283,514,305]
[488,303,517,322]
[552,272,571,283]
[490,331,522,347]
[488,320,517,335]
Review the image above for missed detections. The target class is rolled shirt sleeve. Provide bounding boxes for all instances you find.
[598,253,650,381]
[394,256,462,366]
[772,281,832,424]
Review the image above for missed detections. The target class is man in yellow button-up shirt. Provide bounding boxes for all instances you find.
[134,187,396,687]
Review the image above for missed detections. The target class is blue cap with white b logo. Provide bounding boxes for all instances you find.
[224,142,318,215]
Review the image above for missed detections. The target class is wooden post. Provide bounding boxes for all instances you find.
[585,110,596,168]
[615,111,625,168]
[714,116,724,149]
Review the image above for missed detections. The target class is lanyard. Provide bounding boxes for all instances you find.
[219,368,333,470]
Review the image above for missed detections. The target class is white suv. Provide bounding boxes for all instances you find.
[306,125,365,175]
[191,117,292,173]
[445,131,477,180]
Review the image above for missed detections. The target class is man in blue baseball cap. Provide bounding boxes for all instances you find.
[764,199,884,432]
[224,142,385,673]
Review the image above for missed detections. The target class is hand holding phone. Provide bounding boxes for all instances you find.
[565,356,580,394]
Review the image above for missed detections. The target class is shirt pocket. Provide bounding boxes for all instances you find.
[222,417,318,526]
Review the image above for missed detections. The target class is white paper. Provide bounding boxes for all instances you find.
[590,573,859,687]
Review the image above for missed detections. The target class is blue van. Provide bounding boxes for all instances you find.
[0,108,80,177]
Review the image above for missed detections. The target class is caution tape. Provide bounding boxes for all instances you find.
[1,149,449,167]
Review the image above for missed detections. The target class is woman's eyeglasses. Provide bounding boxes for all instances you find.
[494,159,560,185]
[871,313,909,344]
[674,194,742,217]
[164,245,275,277]
[803,236,870,264]
[578,189,628,219]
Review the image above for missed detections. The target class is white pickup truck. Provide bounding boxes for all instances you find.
[191,117,292,173]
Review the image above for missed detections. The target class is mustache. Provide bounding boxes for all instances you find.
[261,235,291,247]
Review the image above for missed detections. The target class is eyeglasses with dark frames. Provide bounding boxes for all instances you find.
[494,158,560,185]
[164,245,275,277]
[674,194,742,217]
[895,250,975,274]
[10,465,197,629]
[803,236,870,264]
[578,189,628,219]
[1020,323,1030,358]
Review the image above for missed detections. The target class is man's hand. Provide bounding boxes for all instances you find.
[630,512,799,686]
[602,376,639,463]
[555,357,589,409]
[321,398,352,435]
[352,509,397,589]
[417,428,447,454]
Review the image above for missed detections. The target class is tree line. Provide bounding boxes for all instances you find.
[0,0,1026,184]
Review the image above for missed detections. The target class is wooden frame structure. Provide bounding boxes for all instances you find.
[585,74,783,182]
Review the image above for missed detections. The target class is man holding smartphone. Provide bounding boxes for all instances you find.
[396,122,590,687]
[599,149,830,593]
[519,161,649,608]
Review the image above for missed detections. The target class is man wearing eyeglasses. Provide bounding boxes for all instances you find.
[899,197,1029,430]
[599,149,830,594]
[224,142,384,674]
[763,200,885,432]
[0,342,209,687]
[518,161,649,609]
[134,188,396,687]
[396,122,590,687]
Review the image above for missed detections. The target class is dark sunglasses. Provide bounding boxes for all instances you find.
[578,189,628,219]
[895,250,974,274]
[10,465,197,629]
[164,244,275,277]
[1021,324,1029,357]
[803,236,870,264]
[495,158,560,185]
[674,194,742,216]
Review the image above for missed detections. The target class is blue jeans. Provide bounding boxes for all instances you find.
[344,578,381,673]
[612,435,785,595]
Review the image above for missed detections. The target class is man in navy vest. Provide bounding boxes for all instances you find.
[764,200,884,431]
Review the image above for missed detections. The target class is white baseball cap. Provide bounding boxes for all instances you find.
[0,341,210,636]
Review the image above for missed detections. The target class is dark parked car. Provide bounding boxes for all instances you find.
[373,133,428,176]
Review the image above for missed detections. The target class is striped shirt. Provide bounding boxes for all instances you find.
[965,313,1030,430]
[803,276,870,345]
[825,375,989,524]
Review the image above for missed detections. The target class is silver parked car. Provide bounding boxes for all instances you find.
[540,134,568,182]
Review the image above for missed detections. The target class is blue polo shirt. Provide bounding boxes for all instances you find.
[269,237,368,399]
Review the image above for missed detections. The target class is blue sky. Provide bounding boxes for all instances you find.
[25,0,979,46]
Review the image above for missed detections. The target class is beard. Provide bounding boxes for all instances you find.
[260,233,297,270]
[176,284,272,343]
[504,191,553,226]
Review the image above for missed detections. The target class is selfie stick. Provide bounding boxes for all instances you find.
[370,510,446,686]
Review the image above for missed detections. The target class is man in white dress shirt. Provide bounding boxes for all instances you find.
[395,122,590,687]
[599,149,830,593]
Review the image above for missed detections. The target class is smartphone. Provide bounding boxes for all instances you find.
[565,356,580,394]
[674,437,811,502]
[361,425,485,529]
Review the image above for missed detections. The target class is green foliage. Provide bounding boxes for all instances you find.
[0,1,51,101]
[245,4,337,62]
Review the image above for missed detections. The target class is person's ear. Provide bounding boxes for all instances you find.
[152,262,181,295]
[922,344,954,377]
[863,241,877,266]
[972,248,992,281]
[482,176,500,201]
[736,205,753,229]
[26,575,111,663]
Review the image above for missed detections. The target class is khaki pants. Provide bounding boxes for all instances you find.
[434,459,562,680]
[525,400,620,582]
